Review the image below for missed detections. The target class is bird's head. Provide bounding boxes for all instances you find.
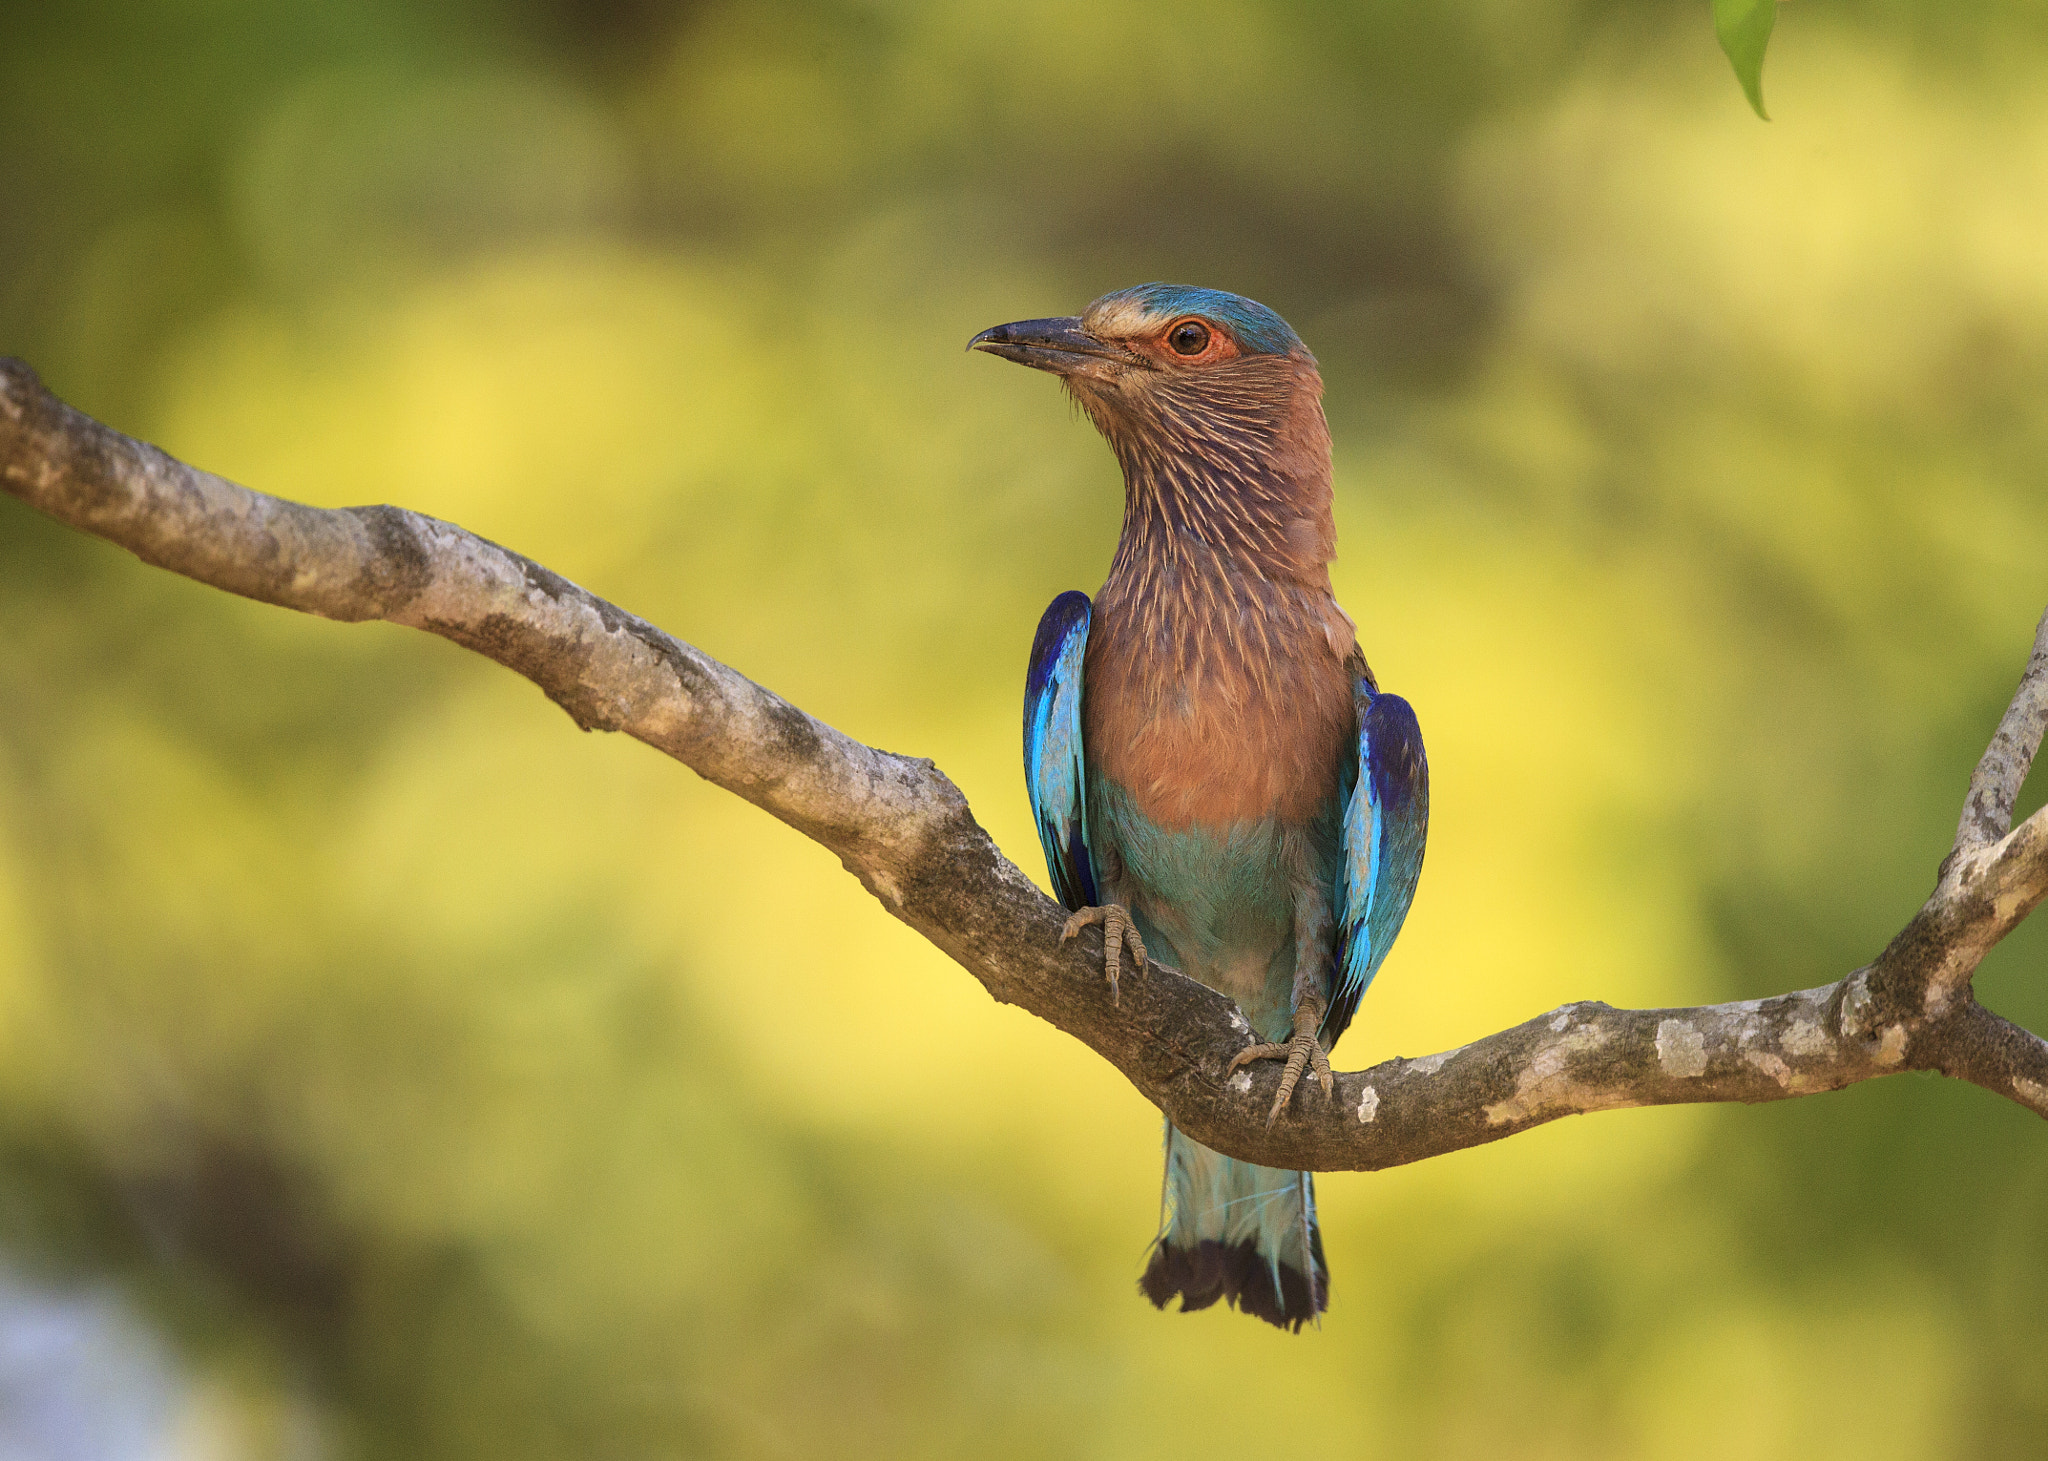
[970,283,1326,496]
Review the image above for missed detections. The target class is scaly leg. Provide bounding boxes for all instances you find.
[1231,826,1340,1125]
[1227,993,1334,1126]
[1059,904,1151,1002]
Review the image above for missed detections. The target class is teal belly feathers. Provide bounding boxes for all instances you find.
[1088,775,1340,1043]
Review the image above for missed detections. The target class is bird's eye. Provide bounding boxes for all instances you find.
[1167,320,1211,356]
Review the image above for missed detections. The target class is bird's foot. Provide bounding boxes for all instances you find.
[1059,903,1150,1002]
[1227,996,1333,1126]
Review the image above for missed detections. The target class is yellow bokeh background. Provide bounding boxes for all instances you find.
[4,3,2048,1456]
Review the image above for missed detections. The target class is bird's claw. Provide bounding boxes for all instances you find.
[1226,997,1334,1126]
[1060,903,1149,1002]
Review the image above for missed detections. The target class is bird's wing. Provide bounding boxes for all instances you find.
[1023,591,1098,912]
[1325,680,1429,1045]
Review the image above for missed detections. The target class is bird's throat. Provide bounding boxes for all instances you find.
[1083,380,1355,830]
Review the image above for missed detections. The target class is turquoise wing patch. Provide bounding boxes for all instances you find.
[1023,591,1097,911]
[1326,683,1428,1044]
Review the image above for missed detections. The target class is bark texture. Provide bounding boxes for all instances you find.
[6,355,2047,1171]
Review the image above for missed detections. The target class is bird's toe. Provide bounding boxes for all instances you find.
[1057,903,1149,1002]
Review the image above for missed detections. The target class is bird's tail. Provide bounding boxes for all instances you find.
[1140,1122,1327,1331]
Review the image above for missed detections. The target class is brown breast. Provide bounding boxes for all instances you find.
[1084,567,1355,830]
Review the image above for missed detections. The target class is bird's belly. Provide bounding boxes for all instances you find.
[1091,776,1305,1039]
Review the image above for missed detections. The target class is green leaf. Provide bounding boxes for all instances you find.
[1714,0,1777,120]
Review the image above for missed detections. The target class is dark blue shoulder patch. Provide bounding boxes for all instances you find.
[1026,590,1091,708]
[1363,694,1426,819]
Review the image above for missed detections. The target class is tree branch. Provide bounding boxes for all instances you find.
[1955,605,2048,854]
[6,356,2047,1171]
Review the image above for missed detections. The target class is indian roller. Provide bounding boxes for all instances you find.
[971,285,1429,1331]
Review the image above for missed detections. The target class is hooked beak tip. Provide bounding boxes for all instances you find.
[967,317,1120,374]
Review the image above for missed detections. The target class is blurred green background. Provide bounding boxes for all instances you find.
[4,1,2048,1456]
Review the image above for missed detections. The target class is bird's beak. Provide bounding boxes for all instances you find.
[968,317,1128,376]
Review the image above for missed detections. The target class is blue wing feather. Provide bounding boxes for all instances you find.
[1325,683,1428,1045]
[1024,591,1097,912]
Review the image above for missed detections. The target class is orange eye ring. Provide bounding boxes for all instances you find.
[1166,319,1212,356]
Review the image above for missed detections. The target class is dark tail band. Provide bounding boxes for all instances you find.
[1140,1233,1328,1333]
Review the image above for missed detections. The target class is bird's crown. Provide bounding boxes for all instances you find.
[1082,283,1305,360]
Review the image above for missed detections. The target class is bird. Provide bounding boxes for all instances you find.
[970,284,1428,1331]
